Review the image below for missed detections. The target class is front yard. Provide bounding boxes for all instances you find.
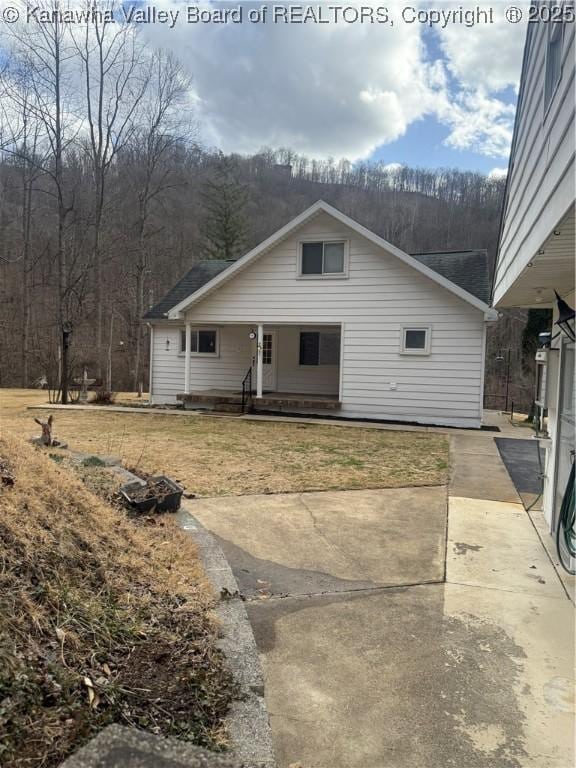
[0,389,449,496]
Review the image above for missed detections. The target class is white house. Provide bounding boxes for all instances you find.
[493,12,575,536]
[145,201,497,428]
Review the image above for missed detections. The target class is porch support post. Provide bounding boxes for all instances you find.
[256,323,264,398]
[184,322,191,394]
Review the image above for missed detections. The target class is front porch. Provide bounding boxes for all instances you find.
[178,322,342,412]
[177,390,341,414]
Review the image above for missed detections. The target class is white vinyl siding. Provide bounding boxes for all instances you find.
[172,212,485,427]
[151,325,250,404]
[494,21,575,306]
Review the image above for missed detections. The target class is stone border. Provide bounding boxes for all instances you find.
[108,465,276,766]
[176,505,276,768]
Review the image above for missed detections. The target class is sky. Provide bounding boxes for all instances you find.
[137,0,530,175]
[9,0,531,175]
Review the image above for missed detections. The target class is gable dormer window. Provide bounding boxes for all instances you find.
[299,241,347,277]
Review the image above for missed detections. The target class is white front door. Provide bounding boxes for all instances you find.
[261,331,277,391]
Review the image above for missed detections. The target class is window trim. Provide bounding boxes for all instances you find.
[399,326,431,356]
[298,328,341,367]
[543,18,564,118]
[179,327,220,357]
[297,239,349,279]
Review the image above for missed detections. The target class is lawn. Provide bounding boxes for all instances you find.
[0,389,450,496]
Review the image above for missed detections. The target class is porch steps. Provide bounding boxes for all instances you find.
[177,391,341,412]
[212,402,244,415]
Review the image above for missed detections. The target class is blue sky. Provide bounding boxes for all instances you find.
[369,117,494,173]
[369,26,519,174]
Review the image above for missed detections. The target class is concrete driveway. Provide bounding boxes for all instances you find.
[188,437,574,768]
[190,487,447,599]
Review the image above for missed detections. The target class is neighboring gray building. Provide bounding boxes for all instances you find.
[145,201,496,428]
[494,11,575,535]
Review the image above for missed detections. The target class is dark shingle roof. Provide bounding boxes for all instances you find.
[410,250,492,305]
[143,260,233,320]
[144,249,492,321]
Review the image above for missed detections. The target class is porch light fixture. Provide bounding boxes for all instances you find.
[165,338,170,351]
[555,291,576,342]
[248,330,257,340]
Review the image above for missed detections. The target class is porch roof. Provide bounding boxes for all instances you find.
[144,260,233,320]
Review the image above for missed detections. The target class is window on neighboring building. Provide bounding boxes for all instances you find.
[299,331,341,365]
[544,22,563,112]
[300,241,346,276]
[400,327,431,355]
[180,328,218,355]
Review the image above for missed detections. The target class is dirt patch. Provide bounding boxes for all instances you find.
[0,433,235,767]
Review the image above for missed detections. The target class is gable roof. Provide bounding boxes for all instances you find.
[143,260,232,320]
[151,202,497,321]
[410,250,492,306]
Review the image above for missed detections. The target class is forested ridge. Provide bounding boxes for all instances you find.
[0,9,541,406]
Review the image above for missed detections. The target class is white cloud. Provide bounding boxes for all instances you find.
[381,162,404,173]
[136,0,526,162]
[437,87,517,158]
[488,167,508,179]
[435,1,529,92]
[144,1,443,160]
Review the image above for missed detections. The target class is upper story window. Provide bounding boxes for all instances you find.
[544,22,564,113]
[300,241,347,277]
[180,328,218,355]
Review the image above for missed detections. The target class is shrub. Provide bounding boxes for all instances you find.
[90,390,116,405]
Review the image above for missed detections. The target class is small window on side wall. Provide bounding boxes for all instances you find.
[301,241,346,276]
[400,326,431,355]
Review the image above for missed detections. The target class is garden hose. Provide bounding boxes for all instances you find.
[556,462,576,575]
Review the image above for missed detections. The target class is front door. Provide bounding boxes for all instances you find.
[262,331,277,391]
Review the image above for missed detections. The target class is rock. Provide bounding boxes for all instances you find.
[59,724,243,767]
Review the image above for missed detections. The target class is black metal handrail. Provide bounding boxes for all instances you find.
[241,366,254,413]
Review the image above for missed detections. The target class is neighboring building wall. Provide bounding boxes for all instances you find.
[542,288,575,529]
[494,21,575,305]
[180,212,487,427]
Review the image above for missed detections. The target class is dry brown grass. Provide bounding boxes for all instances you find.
[0,432,234,767]
[0,389,449,496]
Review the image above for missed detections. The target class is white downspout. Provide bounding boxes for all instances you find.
[184,322,191,395]
[256,323,264,398]
[148,323,154,403]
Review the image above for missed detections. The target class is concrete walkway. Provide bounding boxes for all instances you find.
[28,403,522,437]
[186,429,574,768]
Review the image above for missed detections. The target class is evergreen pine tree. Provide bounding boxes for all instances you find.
[201,155,248,260]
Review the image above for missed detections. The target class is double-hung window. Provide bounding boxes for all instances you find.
[544,22,564,112]
[299,331,340,366]
[180,328,218,356]
[300,241,346,277]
